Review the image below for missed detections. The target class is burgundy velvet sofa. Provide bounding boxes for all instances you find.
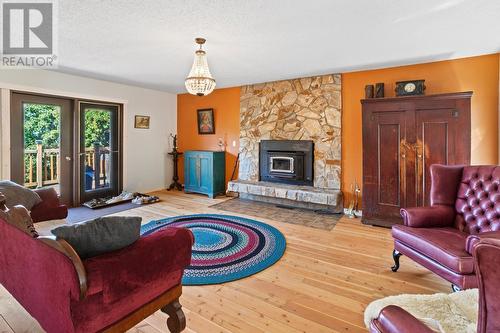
[370,237,500,333]
[391,164,500,290]
[31,187,68,222]
[0,196,193,333]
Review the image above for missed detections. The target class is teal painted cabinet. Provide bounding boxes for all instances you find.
[184,151,225,198]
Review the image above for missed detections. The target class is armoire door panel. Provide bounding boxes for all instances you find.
[416,106,469,206]
[362,110,411,226]
[419,121,449,206]
[378,123,401,206]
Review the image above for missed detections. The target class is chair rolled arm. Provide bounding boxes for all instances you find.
[31,188,68,222]
[400,205,455,228]
[371,305,435,333]
[466,231,500,255]
[31,204,68,223]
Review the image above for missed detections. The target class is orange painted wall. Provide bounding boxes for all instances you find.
[342,53,499,205]
[177,87,241,186]
[177,54,499,207]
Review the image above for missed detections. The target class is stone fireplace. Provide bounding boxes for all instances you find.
[228,74,343,212]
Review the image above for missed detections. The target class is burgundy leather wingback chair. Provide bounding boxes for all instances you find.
[31,187,68,222]
[370,237,500,333]
[391,164,500,290]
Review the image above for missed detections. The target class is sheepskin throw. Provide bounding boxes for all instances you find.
[364,289,478,333]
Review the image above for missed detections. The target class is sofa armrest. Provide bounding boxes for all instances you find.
[465,231,500,255]
[0,218,84,332]
[38,236,88,299]
[400,205,455,228]
[371,305,435,333]
[31,188,68,222]
[84,227,193,304]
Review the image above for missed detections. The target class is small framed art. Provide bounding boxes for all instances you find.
[197,108,215,134]
[134,115,150,129]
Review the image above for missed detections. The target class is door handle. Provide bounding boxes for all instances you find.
[65,156,72,161]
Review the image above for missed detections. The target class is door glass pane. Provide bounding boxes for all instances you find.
[83,108,112,191]
[23,103,61,193]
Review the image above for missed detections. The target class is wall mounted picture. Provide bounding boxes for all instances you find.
[134,115,150,129]
[197,108,215,134]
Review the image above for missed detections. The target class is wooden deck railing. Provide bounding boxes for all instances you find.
[24,146,60,188]
[24,142,110,189]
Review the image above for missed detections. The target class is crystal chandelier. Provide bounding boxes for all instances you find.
[185,38,216,96]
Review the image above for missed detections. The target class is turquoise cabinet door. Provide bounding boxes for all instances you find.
[199,155,212,192]
[184,154,199,189]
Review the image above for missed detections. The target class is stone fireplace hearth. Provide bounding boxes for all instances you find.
[228,73,343,212]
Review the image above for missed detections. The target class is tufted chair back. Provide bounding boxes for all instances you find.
[454,166,500,234]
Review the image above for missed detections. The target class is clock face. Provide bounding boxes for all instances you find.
[404,83,416,93]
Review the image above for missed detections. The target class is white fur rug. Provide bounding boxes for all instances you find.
[364,289,478,333]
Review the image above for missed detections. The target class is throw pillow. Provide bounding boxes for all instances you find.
[51,216,142,259]
[0,180,42,210]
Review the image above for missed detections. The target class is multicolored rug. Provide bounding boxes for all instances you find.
[141,214,286,285]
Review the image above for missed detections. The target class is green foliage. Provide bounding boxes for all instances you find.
[23,104,111,149]
[23,103,60,149]
[84,109,111,147]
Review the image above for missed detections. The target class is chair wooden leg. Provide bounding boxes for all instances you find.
[161,299,186,333]
[391,249,402,272]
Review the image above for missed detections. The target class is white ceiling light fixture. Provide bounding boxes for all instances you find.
[185,38,216,96]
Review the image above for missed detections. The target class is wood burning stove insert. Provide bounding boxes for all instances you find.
[259,140,314,186]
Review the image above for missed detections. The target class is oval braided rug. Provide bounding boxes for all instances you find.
[141,214,286,285]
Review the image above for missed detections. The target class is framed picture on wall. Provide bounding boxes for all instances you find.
[134,115,150,129]
[197,108,215,134]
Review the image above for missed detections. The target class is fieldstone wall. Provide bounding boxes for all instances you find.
[239,74,342,189]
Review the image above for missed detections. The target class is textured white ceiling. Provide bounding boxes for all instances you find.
[55,0,500,93]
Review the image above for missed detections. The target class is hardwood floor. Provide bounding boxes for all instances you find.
[0,191,450,333]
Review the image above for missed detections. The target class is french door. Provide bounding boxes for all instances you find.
[78,102,121,203]
[10,93,74,205]
[10,93,122,206]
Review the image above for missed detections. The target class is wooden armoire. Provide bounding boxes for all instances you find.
[361,92,472,227]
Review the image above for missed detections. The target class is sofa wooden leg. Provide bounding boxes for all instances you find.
[391,249,402,272]
[451,284,461,292]
[161,299,186,333]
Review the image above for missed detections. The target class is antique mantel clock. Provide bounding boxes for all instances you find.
[395,80,426,96]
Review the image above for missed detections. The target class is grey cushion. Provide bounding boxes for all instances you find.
[51,216,142,259]
[0,180,42,210]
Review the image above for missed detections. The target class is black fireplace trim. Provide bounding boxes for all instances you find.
[259,140,314,186]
